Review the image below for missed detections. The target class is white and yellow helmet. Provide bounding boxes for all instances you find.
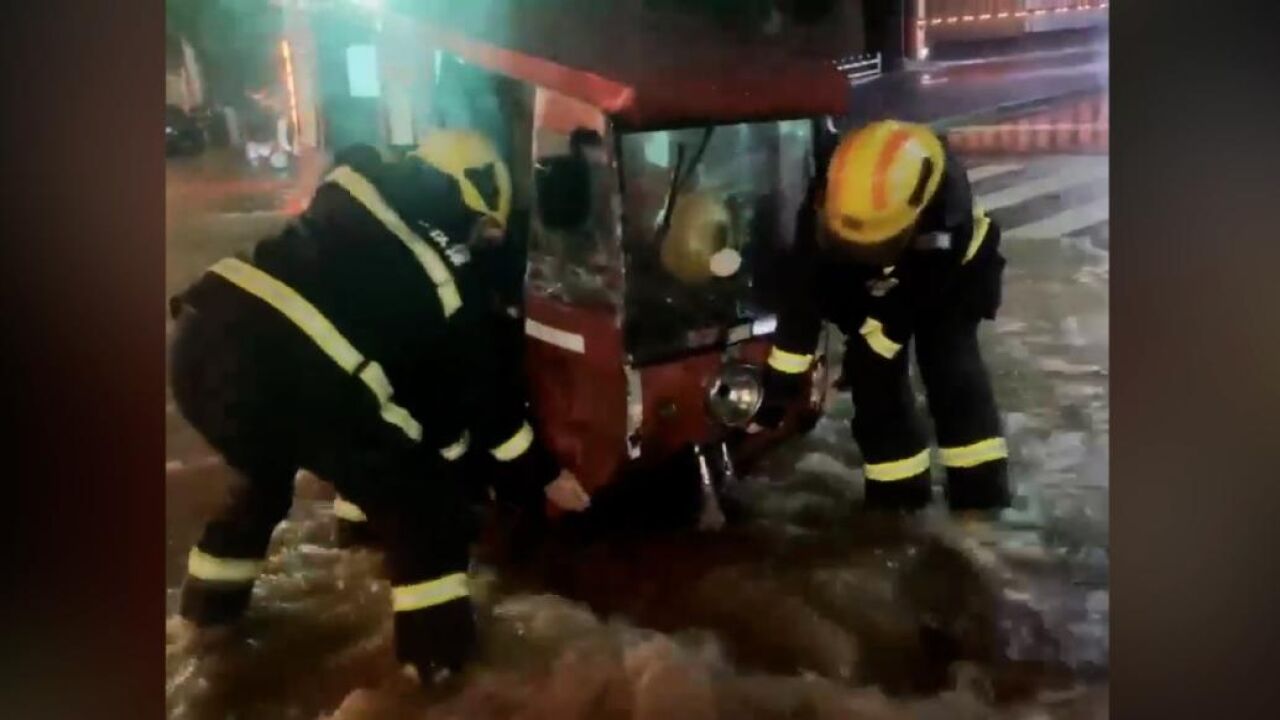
[413,128,512,229]
[660,192,742,285]
[823,120,946,246]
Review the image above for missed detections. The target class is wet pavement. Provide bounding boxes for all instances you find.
[165,96,1109,719]
[843,40,1107,129]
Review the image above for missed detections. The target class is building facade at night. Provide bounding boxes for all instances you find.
[273,0,1107,155]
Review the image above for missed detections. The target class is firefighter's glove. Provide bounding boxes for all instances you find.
[545,469,591,512]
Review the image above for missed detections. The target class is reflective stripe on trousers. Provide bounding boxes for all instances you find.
[864,448,931,482]
[939,437,1007,468]
[392,572,470,613]
[208,258,423,442]
[863,438,1007,483]
[186,547,264,584]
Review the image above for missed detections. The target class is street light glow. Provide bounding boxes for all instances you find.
[281,39,300,151]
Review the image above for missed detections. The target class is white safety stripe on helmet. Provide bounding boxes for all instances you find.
[325,166,463,317]
[491,422,534,462]
[187,548,264,583]
[864,448,931,482]
[392,572,470,613]
[209,258,423,442]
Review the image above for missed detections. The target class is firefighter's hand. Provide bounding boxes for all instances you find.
[545,470,591,512]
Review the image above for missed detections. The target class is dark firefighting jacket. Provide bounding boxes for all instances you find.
[175,159,560,501]
[762,143,1005,406]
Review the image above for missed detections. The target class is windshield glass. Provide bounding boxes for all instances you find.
[619,119,813,361]
[525,91,623,309]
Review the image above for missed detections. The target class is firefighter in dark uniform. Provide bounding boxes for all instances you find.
[751,120,1011,514]
[168,129,591,681]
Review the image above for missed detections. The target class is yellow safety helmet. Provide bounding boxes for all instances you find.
[823,120,946,246]
[414,128,512,229]
[660,192,741,286]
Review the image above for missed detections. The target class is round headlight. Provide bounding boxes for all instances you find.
[707,364,764,428]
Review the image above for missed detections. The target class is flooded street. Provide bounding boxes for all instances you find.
[165,99,1109,719]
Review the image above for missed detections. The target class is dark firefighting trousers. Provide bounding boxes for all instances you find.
[845,308,1010,512]
[170,300,477,675]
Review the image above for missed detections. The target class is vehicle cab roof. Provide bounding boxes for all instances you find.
[397,1,850,130]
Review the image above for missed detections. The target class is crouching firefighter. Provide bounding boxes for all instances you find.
[751,120,1011,515]
[168,130,592,681]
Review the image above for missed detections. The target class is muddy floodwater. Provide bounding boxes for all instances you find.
[165,147,1109,719]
